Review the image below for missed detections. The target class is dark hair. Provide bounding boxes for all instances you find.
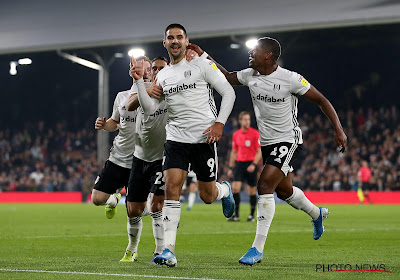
[259,37,281,60]
[152,56,168,63]
[165,23,187,37]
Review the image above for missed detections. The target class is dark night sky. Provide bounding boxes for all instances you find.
[1,23,399,131]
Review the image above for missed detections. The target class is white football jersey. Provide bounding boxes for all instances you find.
[156,57,232,143]
[109,85,138,168]
[134,99,168,162]
[237,66,310,146]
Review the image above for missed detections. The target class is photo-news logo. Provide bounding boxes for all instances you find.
[315,263,392,273]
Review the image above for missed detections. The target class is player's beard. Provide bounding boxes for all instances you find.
[169,44,185,61]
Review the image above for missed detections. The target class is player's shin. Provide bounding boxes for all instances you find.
[233,193,240,216]
[163,200,181,253]
[151,211,164,254]
[285,186,320,220]
[252,194,275,252]
[250,195,257,217]
[126,216,143,253]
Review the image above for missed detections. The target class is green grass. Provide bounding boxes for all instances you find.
[0,203,399,280]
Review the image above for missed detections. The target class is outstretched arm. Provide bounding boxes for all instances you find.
[303,85,347,152]
[187,43,242,86]
[130,57,162,114]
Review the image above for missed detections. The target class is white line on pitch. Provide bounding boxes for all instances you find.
[0,227,398,240]
[0,268,227,280]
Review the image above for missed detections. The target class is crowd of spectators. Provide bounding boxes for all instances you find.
[0,106,399,196]
[0,121,98,198]
[218,105,400,191]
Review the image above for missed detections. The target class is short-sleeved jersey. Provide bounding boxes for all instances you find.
[155,57,226,143]
[109,85,138,168]
[134,98,168,162]
[237,66,310,146]
[232,127,261,162]
[358,167,372,183]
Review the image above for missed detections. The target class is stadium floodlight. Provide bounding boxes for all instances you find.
[18,58,32,65]
[9,61,17,75]
[230,43,241,49]
[245,38,258,49]
[57,51,101,70]
[128,48,145,58]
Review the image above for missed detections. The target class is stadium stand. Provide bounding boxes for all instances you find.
[0,106,399,196]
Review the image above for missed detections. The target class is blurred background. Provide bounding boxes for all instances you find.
[1,0,399,203]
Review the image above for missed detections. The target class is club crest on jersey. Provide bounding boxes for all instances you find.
[184,70,191,78]
[273,84,281,92]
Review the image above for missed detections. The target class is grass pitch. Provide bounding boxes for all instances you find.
[0,202,399,280]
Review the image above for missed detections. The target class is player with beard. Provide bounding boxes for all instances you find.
[131,23,236,267]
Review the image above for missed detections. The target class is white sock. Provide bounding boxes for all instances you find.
[163,200,181,253]
[285,186,320,220]
[252,194,275,253]
[105,194,117,208]
[126,216,143,253]
[151,211,164,254]
[215,182,229,200]
[188,192,196,208]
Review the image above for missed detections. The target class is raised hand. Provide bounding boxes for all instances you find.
[129,56,145,80]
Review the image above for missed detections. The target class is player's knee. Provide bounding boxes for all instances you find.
[151,201,163,212]
[257,180,274,194]
[92,195,105,206]
[127,205,144,218]
[165,183,181,197]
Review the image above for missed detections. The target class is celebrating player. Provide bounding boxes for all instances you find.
[92,56,151,219]
[119,56,168,263]
[188,37,347,265]
[132,23,236,267]
[227,111,261,222]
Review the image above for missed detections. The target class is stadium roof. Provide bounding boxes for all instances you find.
[1,0,400,54]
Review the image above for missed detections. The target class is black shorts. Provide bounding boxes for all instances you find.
[233,161,258,186]
[186,175,197,186]
[162,140,217,182]
[126,156,165,203]
[94,160,131,194]
[261,142,302,176]
[361,182,375,191]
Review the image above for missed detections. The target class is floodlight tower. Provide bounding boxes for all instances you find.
[57,50,112,165]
